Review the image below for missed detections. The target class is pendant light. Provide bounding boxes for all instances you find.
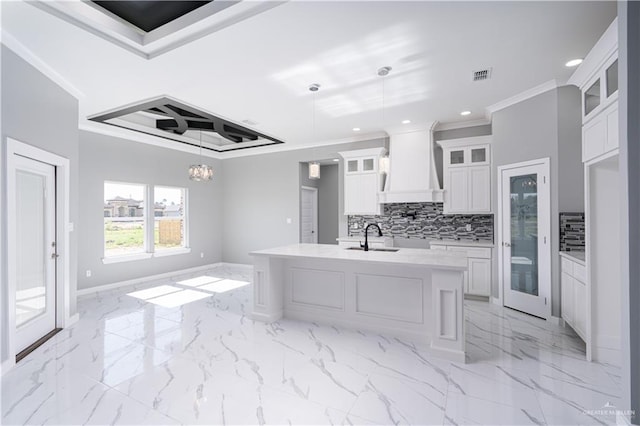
[308,83,321,180]
[378,67,391,180]
[189,130,213,181]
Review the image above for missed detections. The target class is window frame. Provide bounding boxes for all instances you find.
[102,181,190,264]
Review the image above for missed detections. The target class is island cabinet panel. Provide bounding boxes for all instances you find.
[289,268,345,310]
[250,244,467,363]
[354,273,424,323]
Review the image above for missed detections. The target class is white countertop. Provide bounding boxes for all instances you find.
[250,243,468,270]
[560,251,586,265]
[428,239,495,248]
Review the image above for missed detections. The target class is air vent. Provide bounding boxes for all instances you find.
[472,68,492,81]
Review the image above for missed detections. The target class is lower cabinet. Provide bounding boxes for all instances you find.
[561,255,587,341]
[430,243,492,296]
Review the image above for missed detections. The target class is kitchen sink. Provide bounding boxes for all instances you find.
[345,247,399,252]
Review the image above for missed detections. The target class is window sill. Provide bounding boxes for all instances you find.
[153,247,191,257]
[102,252,153,264]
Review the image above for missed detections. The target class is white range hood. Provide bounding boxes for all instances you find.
[378,123,444,203]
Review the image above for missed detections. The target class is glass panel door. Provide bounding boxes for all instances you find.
[15,171,49,327]
[12,155,57,354]
[501,161,550,319]
[509,174,538,296]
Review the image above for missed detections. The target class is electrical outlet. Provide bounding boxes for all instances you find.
[200,252,204,258]
[465,224,472,232]
[85,270,91,278]
[286,218,292,224]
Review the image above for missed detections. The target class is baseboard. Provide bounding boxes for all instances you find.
[491,296,502,306]
[65,313,80,327]
[548,315,563,326]
[429,344,466,364]
[217,262,253,270]
[77,262,225,296]
[1,358,16,377]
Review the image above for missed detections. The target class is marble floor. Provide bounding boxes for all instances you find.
[1,264,624,425]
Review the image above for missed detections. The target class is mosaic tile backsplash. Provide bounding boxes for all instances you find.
[348,203,493,242]
[559,212,585,252]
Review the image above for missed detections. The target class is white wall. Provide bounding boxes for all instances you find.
[77,130,224,290]
[588,156,621,364]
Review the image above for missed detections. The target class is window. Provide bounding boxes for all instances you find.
[103,181,189,262]
[154,186,186,251]
[104,182,146,258]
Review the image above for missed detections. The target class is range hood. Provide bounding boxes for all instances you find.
[378,123,444,203]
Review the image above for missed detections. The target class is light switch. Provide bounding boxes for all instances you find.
[69,222,74,232]
[286,218,292,224]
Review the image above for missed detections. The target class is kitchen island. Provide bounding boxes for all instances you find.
[250,243,467,362]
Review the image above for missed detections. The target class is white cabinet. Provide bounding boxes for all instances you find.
[430,243,492,296]
[582,102,618,162]
[339,148,386,215]
[561,254,587,341]
[438,136,492,214]
[575,51,619,163]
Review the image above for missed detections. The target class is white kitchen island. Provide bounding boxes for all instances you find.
[250,243,467,362]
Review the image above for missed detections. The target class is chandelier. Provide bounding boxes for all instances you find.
[189,131,213,181]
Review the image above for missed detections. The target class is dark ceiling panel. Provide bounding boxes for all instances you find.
[92,1,211,33]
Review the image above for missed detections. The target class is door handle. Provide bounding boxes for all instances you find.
[51,253,59,259]
[503,242,511,247]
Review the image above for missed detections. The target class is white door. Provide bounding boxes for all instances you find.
[301,187,318,243]
[499,159,551,319]
[11,155,57,353]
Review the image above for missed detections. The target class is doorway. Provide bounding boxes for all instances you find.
[300,186,318,243]
[498,158,551,319]
[4,138,73,370]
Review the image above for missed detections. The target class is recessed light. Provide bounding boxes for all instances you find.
[402,120,411,124]
[332,158,339,162]
[565,59,583,67]
[352,127,361,131]
[460,111,471,116]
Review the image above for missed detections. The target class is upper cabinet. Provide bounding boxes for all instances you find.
[339,147,386,215]
[438,136,492,215]
[568,18,618,164]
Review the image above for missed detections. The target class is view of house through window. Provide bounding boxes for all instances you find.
[154,186,186,250]
[104,182,147,257]
[104,182,188,258]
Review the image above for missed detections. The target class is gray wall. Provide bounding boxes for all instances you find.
[557,86,585,213]
[1,46,80,362]
[492,87,582,318]
[221,139,385,264]
[317,164,339,245]
[77,130,223,289]
[618,2,639,421]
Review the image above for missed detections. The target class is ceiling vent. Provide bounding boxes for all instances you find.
[472,68,492,81]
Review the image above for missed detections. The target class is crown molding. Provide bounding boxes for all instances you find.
[434,118,491,132]
[79,120,388,160]
[485,79,558,118]
[1,30,85,99]
[567,17,618,89]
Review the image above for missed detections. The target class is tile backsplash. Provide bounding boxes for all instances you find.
[559,212,585,251]
[348,203,493,242]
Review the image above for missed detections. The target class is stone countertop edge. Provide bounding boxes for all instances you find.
[427,239,495,248]
[560,251,586,265]
[250,243,468,270]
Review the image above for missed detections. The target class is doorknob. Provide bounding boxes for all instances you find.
[503,242,511,247]
[51,252,59,259]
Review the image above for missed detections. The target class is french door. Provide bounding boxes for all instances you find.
[499,159,551,319]
[11,154,57,353]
